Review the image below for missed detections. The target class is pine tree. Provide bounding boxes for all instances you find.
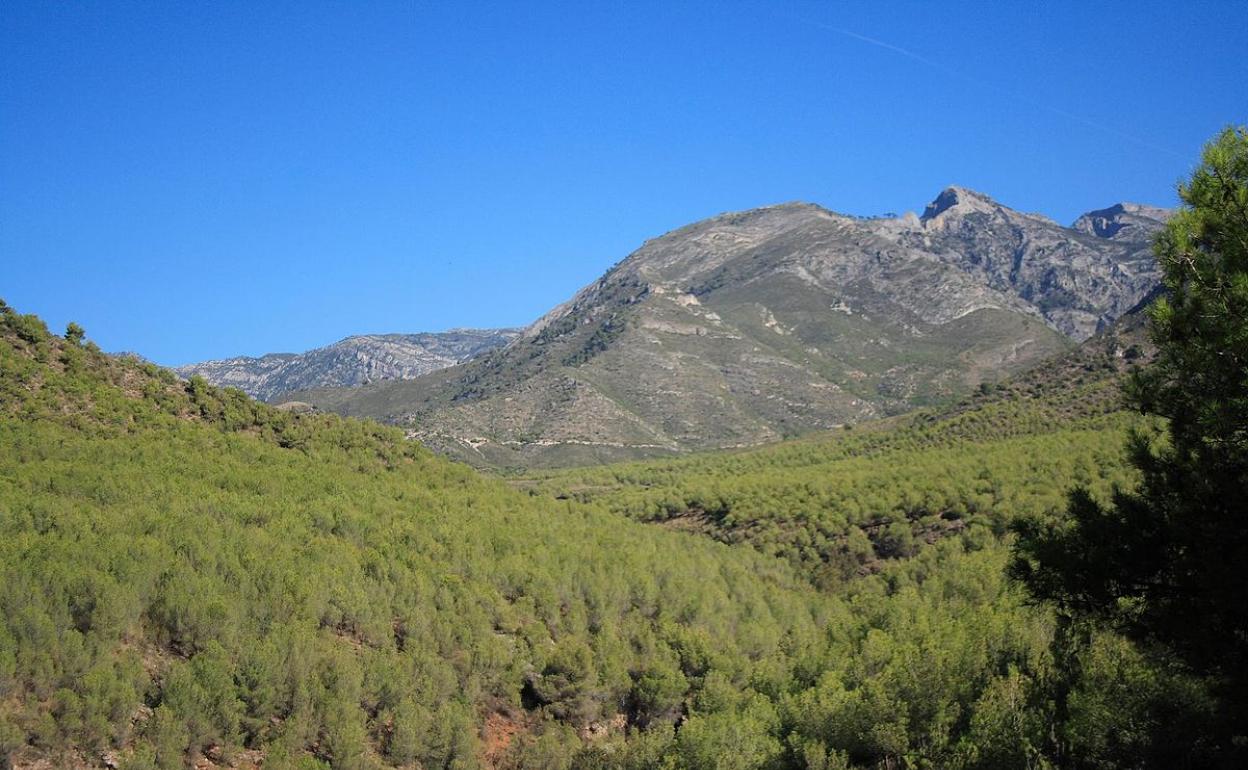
[1012,126,1248,760]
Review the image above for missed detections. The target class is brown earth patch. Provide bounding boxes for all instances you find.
[481,709,533,769]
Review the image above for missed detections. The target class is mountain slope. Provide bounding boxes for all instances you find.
[525,296,1159,579]
[1072,201,1172,243]
[295,189,1165,467]
[175,328,520,401]
[913,187,1163,338]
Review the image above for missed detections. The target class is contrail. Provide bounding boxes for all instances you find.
[814,24,943,70]
[810,21,1187,160]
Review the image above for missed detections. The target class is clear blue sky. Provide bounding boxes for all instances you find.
[2,1,1244,365]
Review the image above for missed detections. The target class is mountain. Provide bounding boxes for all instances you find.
[913,188,1163,338]
[292,188,1167,467]
[175,328,520,402]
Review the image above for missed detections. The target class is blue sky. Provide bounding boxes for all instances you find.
[2,1,1244,365]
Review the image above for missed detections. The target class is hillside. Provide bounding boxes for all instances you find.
[175,329,520,402]
[1,298,1209,770]
[0,301,824,769]
[523,297,1157,581]
[293,189,1165,467]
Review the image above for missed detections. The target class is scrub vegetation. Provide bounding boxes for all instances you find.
[2,127,1244,768]
[0,300,1212,770]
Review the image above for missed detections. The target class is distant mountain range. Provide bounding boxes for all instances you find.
[176,329,520,402]
[275,187,1166,467]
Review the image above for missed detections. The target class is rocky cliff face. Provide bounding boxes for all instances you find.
[908,187,1163,339]
[176,329,520,402]
[294,188,1168,466]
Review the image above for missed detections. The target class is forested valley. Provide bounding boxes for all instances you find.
[2,128,1245,770]
[0,288,1208,769]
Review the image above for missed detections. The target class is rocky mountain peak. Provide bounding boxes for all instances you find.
[290,187,1170,467]
[918,186,1063,230]
[920,186,1005,228]
[1072,202,1171,242]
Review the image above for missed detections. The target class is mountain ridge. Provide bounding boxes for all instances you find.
[176,327,521,402]
[290,187,1168,467]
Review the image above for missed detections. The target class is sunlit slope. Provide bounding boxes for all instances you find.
[525,307,1153,583]
[0,301,825,767]
[297,189,1168,467]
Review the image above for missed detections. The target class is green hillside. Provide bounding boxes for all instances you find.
[521,308,1154,583]
[0,300,1210,769]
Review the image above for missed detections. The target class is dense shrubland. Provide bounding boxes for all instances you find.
[523,366,1144,587]
[0,302,826,769]
[0,297,1216,769]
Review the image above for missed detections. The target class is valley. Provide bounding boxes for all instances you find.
[5,3,1244,767]
[0,284,1196,769]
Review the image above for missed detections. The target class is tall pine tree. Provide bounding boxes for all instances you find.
[1013,126,1248,761]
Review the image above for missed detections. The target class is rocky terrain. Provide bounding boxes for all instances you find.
[177,328,520,402]
[290,187,1167,466]
[1072,201,1172,243]
[910,189,1166,338]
